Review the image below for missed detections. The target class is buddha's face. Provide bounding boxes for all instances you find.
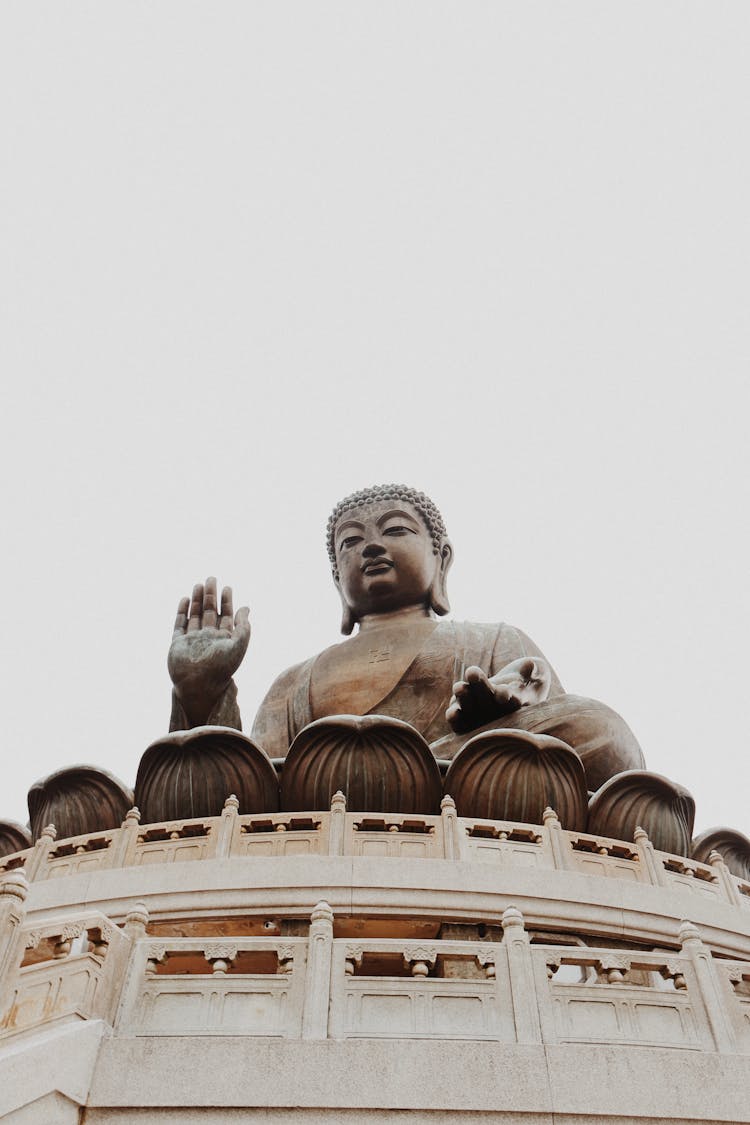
[334,500,440,620]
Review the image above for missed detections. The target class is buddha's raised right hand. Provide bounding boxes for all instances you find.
[168,578,250,729]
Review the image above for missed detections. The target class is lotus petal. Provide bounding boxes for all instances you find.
[281,714,442,814]
[0,820,32,860]
[692,827,750,881]
[28,766,133,842]
[135,726,279,823]
[588,770,695,856]
[444,728,588,829]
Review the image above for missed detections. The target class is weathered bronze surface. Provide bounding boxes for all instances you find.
[167,485,644,793]
[444,729,588,830]
[0,819,32,859]
[280,714,442,814]
[588,770,695,857]
[693,827,750,881]
[27,766,133,842]
[135,727,279,823]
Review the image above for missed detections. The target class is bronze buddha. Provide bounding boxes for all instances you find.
[167,484,644,791]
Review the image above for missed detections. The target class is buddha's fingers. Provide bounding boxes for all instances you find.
[233,606,251,648]
[172,596,190,637]
[187,583,204,632]
[516,657,537,683]
[446,698,472,734]
[203,576,218,629]
[219,586,234,634]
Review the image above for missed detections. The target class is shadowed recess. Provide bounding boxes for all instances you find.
[27,765,133,842]
[281,714,442,814]
[135,727,279,823]
[693,827,750,881]
[588,770,696,857]
[444,728,588,830]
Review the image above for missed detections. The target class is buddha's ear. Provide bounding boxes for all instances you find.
[429,539,453,617]
[334,575,357,635]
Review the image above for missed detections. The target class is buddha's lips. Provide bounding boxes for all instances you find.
[362,560,393,575]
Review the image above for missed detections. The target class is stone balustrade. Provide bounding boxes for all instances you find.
[0,906,131,1037]
[1,795,748,911]
[1,897,749,1057]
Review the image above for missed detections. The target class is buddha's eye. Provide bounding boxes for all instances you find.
[383,525,414,536]
[339,535,362,550]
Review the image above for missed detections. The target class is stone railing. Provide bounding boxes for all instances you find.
[1,795,748,912]
[0,878,131,1038]
[2,890,748,1055]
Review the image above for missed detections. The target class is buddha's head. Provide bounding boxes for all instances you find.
[326,485,454,634]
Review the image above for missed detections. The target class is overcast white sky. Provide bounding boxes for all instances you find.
[1,4,748,838]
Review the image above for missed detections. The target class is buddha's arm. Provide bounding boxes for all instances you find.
[170,680,242,732]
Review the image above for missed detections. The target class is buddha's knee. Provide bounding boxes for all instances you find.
[492,693,645,791]
[432,693,644,792]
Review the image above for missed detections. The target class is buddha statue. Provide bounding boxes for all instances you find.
[167,484,645,792]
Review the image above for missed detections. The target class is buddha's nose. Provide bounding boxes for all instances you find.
[362,538,386,558]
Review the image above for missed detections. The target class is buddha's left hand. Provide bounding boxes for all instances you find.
[445,658,551,734]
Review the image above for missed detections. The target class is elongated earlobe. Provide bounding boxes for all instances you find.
[429,541,453,617]
[334,576,357,635]
[340,602,356,635]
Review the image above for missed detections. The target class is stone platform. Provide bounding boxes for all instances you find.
[1,795,749,1123]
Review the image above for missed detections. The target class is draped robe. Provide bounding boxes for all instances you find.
[250,621,644,791]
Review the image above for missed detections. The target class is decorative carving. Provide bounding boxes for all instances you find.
[0,819,32,860]
[725,965,750,990]
[27,766,133,843]
[135,727,279,823]
[60,922,86,940]
[280,715,442,815]
[660,960,688,989]
[203,943,238,962]
[276,943,296,972]
[692,827,750,881]
[344,944,364,975]
[403,944,437,976]
[597,954,631,984]
[475,947,496,978]
[145,943,169,974]
[88,922,114,957]
[587,771,695,857]
[444,729,588,830]
[204,942,237,974]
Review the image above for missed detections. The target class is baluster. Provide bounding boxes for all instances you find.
[216,794,240,858]
[302,901,334,1039]
[633,825,666,886]
[502,906,542,1044]
[328,791,346,856]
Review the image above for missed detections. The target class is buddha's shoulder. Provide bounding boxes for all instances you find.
[440,620,539,652]
[439,619,512,637]
[260,654,316,698]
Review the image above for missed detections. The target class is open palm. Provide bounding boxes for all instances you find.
[168,577,250,725]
